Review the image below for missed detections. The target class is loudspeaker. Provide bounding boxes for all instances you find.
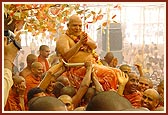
[101,23,122,51]
[109,24,122,51]
[99,23,123,64]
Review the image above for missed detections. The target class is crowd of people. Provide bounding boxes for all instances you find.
[4,13,165,112]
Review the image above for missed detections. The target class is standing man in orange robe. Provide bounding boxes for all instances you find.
[38,45,50,73]
[24,62,43,110]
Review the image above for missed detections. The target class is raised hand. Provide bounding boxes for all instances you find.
[79,32,88,44]
[116,69,129,86]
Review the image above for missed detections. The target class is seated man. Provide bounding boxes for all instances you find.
[56,14,126,91]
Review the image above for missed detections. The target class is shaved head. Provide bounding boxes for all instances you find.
[27,54,38,65]
[12,75,25,86]
[86,91,132,111]
[67,14,82,36]
[68,14,82,25]
[28,96,67,111]
[31,62,43,69]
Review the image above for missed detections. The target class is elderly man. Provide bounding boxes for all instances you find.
[56,14,127,91]
[24,62,44,110]
[141,88,161,111]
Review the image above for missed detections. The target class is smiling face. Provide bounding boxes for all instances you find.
[31,62,44,78]
[124,72,139,94]
[138,77,150,92]
[46,76,56,93]
[67,14,82,36]
[141,89,160,110]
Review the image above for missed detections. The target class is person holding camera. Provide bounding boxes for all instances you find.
[4,14,25,106]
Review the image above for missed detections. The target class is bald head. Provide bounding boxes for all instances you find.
[60,86,76,97]
[39,45,49,51]
[58,95,72,104]
[28,96,67,111]
[13,75,25,84]
[27,54,38,66]
[67,14,82,36]
[141,88,161,110]
[53,82,65,98]
[31,62,44,77]
[58,95,74,111]
[144,89,160,100]
[68,14,82,25]
[138,76,151,92]
[12,75,26,92]
[57,76,70,86]
[104,52,114,64]
[31,62,43,69]
[86,91,132,111]
[119,64,131,74]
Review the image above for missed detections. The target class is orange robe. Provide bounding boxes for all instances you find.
[38,56,49,72]
[4,89,22,111]
[124,91,142,108]
[65,64,118,91]
[24,74,41,110]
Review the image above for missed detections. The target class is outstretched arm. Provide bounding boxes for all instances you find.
[91,71,104,92]
[72,61,92,108]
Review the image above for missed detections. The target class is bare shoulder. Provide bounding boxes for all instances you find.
[57,34,68,43]
[56,34,73,55]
